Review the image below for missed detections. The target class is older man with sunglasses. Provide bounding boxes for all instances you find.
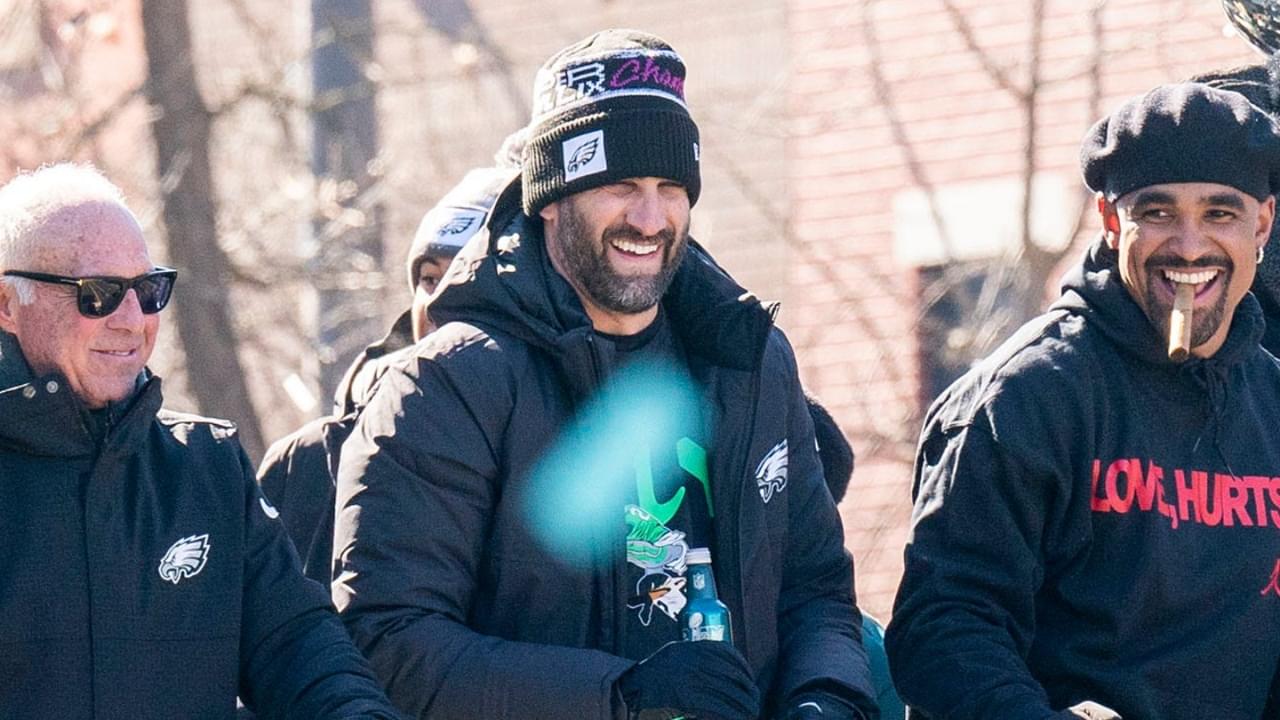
[0,163,401,720]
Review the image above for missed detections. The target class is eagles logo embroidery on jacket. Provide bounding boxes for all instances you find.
[158,534,211,584]
[755,440,788,503]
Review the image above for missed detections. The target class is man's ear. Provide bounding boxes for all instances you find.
[539,200,558,224]
[1256,196,1276,250]
[1098,194,1121,250]
[0,284,19,334]
[539,199,563,260]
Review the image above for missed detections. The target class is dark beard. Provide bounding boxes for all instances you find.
[1142,257,1232,350]
[553,198,688,315]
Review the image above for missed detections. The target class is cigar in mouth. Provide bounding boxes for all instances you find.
[1168,282,1194,362]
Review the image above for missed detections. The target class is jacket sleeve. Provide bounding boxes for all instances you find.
[256,420,330,562]
[884,407,1076,720]
[234,446,402,720]
[331,355,634,720]
[257,416,351,585]
[769,337,878,720]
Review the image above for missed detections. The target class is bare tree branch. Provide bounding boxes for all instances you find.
[60,83,144,156]
[141,0,266,461]
[862,0,957,257]
[941,0,1026,100]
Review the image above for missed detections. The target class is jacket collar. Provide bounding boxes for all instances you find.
[0,330,161,458]
[430,179,776,374]
[332,309,416,415]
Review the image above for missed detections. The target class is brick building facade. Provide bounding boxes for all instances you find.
[786,0,1253,616]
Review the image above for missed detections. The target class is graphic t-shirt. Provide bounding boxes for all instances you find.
[596,309,714,660]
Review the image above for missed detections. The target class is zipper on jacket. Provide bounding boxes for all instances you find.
[723,364,763,660]
[81,458,105,717]
[582,333,624,656]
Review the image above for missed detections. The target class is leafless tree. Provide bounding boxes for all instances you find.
[141,0,265,459]
[820,0,1110,464]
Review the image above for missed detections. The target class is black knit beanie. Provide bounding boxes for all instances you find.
[1081,82,1280,202]
[521,29,701,216]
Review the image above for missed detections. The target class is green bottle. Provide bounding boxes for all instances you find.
[682,547,732,643]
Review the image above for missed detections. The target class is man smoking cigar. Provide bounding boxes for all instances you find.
[886,83,1280,719]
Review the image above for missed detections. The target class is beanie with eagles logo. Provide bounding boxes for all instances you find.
[406,128,527,292]
[521,29,701,217]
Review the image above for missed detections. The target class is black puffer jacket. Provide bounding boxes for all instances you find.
[332,187,875,720]
[257,310,415,583]
[0,332,400,720]
[887,238,1280,720]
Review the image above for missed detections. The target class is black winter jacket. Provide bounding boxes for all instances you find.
[0,332,400,720]
[886,238,1280,720]
[332,190,876,720]
[258,310,414,583]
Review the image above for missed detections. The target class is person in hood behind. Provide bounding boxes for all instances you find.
[886,83,1280,720]
[256,140,521,583]
[332,28,878,720]
[0,163,400,719]
[1189,61,1280,356]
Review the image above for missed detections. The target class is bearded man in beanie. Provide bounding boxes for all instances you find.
[332,29,877,720]
[886,82,1280,720]
[257,147,520,583]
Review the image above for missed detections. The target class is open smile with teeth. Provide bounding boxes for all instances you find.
[611,237,660,256]
[1162,268,1221,297]
[95,349,136,358]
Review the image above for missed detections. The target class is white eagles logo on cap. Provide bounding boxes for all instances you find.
[563,130,608,182]
[420,206,488,255]
[755,440,789,504]
[439,215,477,236]
[158,534,211,585]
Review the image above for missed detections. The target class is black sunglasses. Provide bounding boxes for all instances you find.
[2,267,178,318]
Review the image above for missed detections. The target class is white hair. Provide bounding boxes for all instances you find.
[0,163,131,305]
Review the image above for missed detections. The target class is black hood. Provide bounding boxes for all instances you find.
[332,309,415,415]
[428,177,776,377]
[1051,235,1265,370]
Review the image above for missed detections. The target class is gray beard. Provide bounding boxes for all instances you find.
[553,201,687,315]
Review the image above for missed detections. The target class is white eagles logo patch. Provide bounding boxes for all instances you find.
[562,130,608,181]
[755,440,789,504]
[566,138,599,174]
[158,534,211,584]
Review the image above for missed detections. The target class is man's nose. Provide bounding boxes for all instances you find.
[1166,217,1217,262]
[105,288,145,329]
[626,189,669,237]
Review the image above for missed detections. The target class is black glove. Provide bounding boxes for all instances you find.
[616,641,761,720]
[782,692,866,720]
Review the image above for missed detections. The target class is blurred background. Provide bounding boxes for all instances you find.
[0,0,1260,618]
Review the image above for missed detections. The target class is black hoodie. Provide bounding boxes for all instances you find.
[886,238,1280,719]
[331,183,876,720]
